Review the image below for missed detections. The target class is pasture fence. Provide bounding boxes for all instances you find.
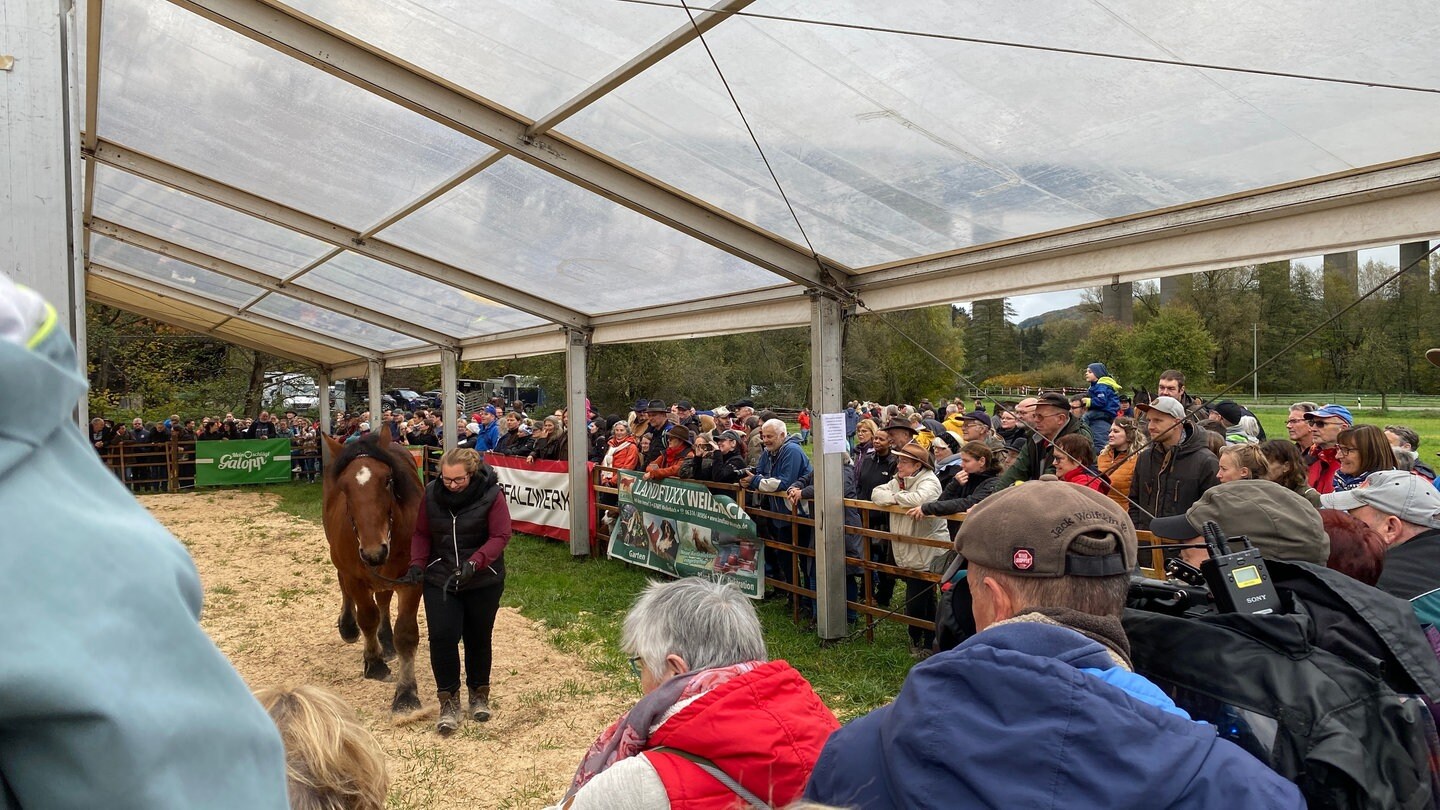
[591,464,1167,640]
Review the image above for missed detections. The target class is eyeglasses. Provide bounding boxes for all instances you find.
[440,474,471,485]
[628,655,644,678]
[1284,418,1306,425]
[1334,446,1356,456]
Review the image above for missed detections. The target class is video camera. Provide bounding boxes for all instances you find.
[1128,520,1280,618]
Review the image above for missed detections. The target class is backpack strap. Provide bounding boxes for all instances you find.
[648,746,773,810]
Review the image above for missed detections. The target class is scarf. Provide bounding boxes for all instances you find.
[564,661,761,798]
[1332,469,1372,492]
[434,469,485,511]
[994,607,1133,670]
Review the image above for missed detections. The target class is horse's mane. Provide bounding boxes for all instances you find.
[328,435,424,505]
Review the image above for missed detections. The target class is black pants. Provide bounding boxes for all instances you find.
[423,580,503,695]
[901,574,936,648]
[869,537,897,607]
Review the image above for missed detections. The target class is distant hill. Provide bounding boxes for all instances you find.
[1018,305,1089,330]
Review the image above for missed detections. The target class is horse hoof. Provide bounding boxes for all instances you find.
[338,619,360,644]
[363,659,392,682]
[391,689,422,715]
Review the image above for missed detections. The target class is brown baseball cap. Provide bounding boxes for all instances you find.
[955,481,1136,577]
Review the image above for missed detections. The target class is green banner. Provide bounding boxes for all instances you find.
[607,470,763,598]
[195,438,293,486]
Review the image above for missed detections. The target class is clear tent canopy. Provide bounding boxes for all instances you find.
[80,0,1440,376]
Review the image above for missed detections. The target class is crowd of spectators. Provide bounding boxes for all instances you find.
[82,381,1440,807]
[575,364,1440,662]
[91,364,1440,640]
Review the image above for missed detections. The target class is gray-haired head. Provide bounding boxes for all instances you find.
[1238,414,1261,440]
[622,578,766,681]
[762,417,787,436]
[1393,446,1418,472]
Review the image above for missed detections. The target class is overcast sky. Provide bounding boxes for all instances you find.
[964,245,1414,324]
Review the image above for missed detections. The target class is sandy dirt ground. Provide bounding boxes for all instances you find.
[140,491,634,810]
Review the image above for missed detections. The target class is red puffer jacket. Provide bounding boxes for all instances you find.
[643,660,839,809]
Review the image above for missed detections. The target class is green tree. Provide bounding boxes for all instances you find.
[962,299,1021,382]
[1349,330,1406,409]
[1125,306,1218,391]
[1037,319,1084,370]
[1179,268,1259,384]
[845,305,965,404]
[86,303,272,420]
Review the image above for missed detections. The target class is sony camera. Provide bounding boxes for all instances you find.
[1128,521,1279,618]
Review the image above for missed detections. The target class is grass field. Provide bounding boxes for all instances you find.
[266,482,909,721]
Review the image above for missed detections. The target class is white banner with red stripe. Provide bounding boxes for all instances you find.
[483,453,595,543]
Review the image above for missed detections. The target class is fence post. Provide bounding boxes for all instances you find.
[167,440,179,493]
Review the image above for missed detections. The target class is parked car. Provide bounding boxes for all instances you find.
[420,390,444,409]
[386,389,426,411]
[263,373,319,412]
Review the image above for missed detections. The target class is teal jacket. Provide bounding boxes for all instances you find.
[0,294,287,808]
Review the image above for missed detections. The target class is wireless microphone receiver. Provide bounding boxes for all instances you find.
[1199,521,1280,615]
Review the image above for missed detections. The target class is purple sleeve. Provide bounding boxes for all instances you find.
[410,498,432,568]
[469,493,512,569]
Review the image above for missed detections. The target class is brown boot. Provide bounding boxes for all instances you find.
[468,686,491,722]
[436,691,462,736]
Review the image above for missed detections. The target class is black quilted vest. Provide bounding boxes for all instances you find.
[422,468,505,591]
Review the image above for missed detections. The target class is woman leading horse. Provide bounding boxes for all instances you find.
[406,447,511,736]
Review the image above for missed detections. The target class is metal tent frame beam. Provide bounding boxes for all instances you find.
[526,0,754,137]
[89,218,459,349]
[88,289,320,367]
[853,153,1440,294]
[86,141,590,329]
[167,0,853,297]
[88,262,381,359]
[80,0,104,258]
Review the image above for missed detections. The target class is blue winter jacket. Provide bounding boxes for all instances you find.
[1088,376,1122,419]
[805,621,1303,809]
[474,420,501,453]
[749,434,812,492]
[0,292,288,808]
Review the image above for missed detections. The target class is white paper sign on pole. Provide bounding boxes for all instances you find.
[820,412,848,454]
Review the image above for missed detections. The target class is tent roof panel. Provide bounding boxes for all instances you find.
[281,0,688,118]
[87,275,228,329]
[297,252,548,339]
[377,156,793,314]
[87,274,359,366]
[565,1,1440,269]
[247,294,427,352]
[97,0,491,229]
[91,163,332,277]
[90,233,263,306]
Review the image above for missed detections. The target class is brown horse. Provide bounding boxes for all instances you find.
[321,430,424,715]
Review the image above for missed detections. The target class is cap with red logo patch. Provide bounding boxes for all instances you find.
[955,481,1136,577]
